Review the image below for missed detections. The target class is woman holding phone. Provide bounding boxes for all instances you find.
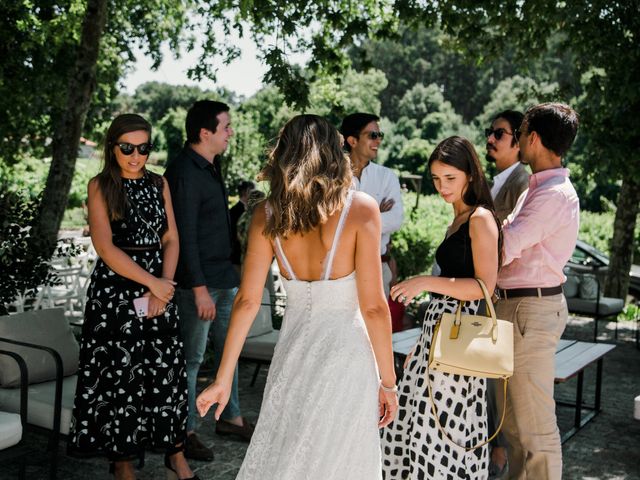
[68,114,197,480]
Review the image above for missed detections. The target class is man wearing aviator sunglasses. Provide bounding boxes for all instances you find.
[485,110,529,224]
[340,112,404,298]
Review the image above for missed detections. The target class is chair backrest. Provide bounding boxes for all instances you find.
[564,264,600,300]
[0,308,79,387]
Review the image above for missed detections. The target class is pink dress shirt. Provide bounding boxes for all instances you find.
[498,168,580,289]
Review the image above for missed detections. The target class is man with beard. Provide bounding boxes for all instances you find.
[486,110,529,223]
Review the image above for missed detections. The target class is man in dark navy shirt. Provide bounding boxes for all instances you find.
[165,100,253,461]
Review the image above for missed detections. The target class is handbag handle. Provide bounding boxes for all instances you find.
[429,277,507,451]
[451,278,498,342]
[427,368,508,452]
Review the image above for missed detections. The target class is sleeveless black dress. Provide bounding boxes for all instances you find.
[68,172,187,461]
[382,216,489,479]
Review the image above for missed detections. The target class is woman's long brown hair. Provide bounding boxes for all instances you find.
[428,136,504,269]
[259,114,352,239]
[95,114,152,220]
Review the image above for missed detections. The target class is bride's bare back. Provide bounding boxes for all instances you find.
[271,192,357,282]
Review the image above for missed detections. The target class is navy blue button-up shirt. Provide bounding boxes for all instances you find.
[164,146,240,289]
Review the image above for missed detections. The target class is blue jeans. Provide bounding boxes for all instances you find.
[175,287,240,431]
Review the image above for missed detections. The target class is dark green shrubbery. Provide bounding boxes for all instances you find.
[0,185,80,314]
[0,186,50,314]
[392,192,451,279]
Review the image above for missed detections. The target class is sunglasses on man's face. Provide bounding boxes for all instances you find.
[484,128,514,141]
[115,142,153,156]
[364,131,385,140]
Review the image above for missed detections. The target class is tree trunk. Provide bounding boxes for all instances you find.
[604,176,640,299]
[35,0,108,252]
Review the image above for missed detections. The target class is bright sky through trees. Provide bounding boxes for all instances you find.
[123,23,310,98]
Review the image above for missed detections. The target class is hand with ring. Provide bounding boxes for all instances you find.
[390,276,429,306]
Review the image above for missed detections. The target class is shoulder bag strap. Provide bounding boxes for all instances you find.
[427,278,507,451]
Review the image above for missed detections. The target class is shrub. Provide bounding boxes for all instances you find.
[392,192,451,279]
[1,188,47,313]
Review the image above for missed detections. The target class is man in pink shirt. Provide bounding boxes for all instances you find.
[495,103,580,480]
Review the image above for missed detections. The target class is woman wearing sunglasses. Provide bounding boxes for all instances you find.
[68,114,198,480]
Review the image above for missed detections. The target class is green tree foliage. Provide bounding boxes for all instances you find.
[222,109,266,188]
[2,0,400,252]
[380,83,472,181]
[473,76,560,135]
[308,69,388,125]
[159,107,188,164]
[350,25,578,123]
[127,81,237,125]
[420,0,639,298]
[392,192,451,279]
[0,0,83,163]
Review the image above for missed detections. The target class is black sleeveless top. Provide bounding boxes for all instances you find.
[111,171,167,249]
[435,213,475,279]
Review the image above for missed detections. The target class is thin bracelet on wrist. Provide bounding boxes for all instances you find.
[380,382,398,393]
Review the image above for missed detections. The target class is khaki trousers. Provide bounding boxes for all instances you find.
[495,294,568,480]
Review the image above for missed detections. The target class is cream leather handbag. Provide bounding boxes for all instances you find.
[427,278,514,451]
[429,278,513,379]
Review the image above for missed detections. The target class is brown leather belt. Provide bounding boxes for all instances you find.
[498,286,563,299]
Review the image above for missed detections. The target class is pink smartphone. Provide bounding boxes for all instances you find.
[133,297,149,318]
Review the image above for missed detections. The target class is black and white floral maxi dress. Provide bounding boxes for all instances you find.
[68,172,187,462]
[382,217,489,480]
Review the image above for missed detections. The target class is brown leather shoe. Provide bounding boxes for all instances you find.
[215,417,255,442]
[184,433,214,461]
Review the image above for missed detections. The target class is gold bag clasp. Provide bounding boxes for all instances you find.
[449,322,460,339]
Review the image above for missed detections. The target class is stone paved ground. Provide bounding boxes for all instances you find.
[3,315,639,480]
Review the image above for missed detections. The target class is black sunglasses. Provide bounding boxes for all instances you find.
[484,128,514,141]
[514,129,523,141]
[115,142,153,156]
[364,130,385,140]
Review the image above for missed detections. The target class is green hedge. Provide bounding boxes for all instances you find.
[392,192,451,279]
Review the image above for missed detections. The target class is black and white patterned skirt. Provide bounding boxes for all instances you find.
[382,295,488,479]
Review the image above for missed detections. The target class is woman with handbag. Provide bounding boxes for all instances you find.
[381,136,501,479]
[68,114,198,480]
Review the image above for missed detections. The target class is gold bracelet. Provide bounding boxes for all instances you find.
[380,382,398,393]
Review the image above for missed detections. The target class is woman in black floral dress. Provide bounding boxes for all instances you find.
[68,114,198,480]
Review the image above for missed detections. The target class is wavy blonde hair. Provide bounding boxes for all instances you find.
[259,114,352,239]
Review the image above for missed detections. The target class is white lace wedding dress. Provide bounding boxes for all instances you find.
[236,191,382,480]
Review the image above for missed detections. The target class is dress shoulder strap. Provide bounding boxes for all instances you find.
[322,190,355,280]
[265,202,297,281]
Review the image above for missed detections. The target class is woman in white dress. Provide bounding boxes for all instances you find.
[196,114,398,479]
